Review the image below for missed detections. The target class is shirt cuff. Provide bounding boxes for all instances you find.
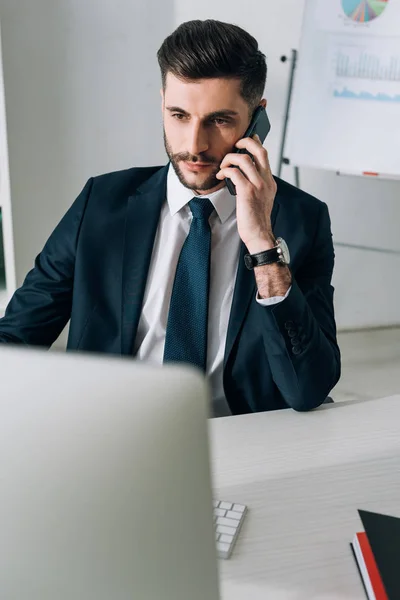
[255,285,292,306]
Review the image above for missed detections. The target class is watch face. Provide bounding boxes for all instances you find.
[276,238,290,265]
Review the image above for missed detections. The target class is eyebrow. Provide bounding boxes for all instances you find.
[166,106,239,119]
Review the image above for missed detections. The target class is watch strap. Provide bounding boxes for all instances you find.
[244,247,281,270]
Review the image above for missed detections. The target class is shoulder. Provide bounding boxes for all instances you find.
[274,176,328,216]
[89,165,167,197]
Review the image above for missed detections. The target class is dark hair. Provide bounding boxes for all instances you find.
[157,20,267,112]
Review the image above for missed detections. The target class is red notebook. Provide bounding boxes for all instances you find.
[352,531,388,600]
[352,510,400,600]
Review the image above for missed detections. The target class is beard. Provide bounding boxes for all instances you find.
[163,129,222,192]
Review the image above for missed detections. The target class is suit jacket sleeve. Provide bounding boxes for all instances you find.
[0,179,93,347]
[258,201,341,411]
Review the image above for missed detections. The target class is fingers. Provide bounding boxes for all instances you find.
[216,166,249,196]
[235,135,270,174]
[218,153,261,188]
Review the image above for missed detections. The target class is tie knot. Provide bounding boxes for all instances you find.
[189,197,214,222]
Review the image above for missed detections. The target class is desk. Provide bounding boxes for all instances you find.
[210,395,400,599]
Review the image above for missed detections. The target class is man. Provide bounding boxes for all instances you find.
[0,20,340,416]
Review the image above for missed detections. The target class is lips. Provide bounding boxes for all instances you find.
[184,161,213,171]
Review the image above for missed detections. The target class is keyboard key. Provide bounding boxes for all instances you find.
[216,542,230,559]
[216,525,236,536]
[232,504,246,513]
[216,516,238,528]
[226,510,242,520]
[213,508,226,517]
[219,501,233,510]
[220,534,234,544]
[213,500,220,508]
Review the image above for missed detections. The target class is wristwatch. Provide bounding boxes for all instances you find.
[244,237,290,270]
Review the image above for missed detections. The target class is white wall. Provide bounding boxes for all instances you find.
[175,0,400,330]
[0,0,171,283]
[1,0,400,331]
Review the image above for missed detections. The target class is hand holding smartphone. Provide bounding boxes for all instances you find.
[225,106,271,196]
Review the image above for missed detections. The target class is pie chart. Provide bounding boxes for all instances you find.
[342,0,389,22]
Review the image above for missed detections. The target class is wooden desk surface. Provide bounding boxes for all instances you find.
[210,396,400,599]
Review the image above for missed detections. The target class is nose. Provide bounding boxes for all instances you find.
[187,121,209,157]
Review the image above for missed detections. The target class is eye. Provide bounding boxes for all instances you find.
[172,113,186,120]
[212,118,229,126]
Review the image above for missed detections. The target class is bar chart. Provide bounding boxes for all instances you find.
[336,49,400,81]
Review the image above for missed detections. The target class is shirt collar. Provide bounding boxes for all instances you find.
[166,163,236,224]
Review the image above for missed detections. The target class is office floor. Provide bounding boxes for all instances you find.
[332,327,400,403]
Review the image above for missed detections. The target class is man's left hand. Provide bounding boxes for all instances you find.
[216,134,277,254]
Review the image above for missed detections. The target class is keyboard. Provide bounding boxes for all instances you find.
[213,500,247,559]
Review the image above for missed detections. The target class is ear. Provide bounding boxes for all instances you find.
[160,88,165,111]
[260,98,267,108]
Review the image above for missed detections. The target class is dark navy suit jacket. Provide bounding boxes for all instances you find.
[0,165,340,414]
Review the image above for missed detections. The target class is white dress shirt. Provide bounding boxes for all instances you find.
[133,165,289,417]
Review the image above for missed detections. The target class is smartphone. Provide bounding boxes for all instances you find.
[225,105,271,196]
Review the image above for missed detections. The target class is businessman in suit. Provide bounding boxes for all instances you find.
[0,20,340,416]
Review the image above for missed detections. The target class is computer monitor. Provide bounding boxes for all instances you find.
[0,346,220,600]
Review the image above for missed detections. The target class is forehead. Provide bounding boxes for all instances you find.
[164,73,248,115]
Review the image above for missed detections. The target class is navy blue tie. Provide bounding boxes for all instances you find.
[163,197,215,372]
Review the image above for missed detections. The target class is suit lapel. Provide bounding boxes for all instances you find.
[224,194,281,367]
[121,165,168,355]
